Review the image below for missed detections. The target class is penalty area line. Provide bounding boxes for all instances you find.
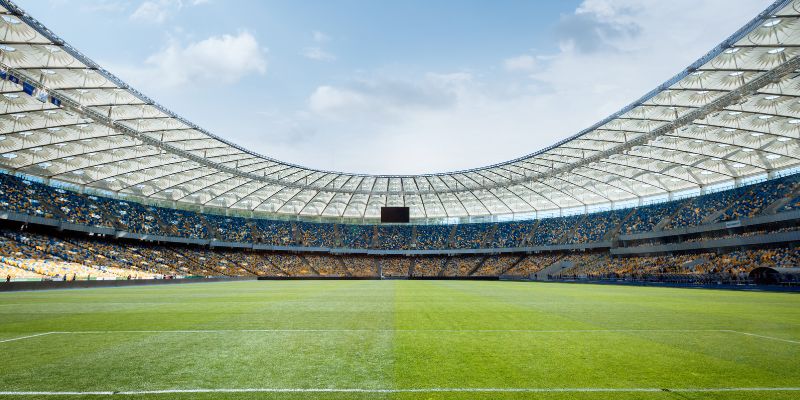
[0,387,800,395]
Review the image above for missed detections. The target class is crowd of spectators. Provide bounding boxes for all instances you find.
[0,262,44,280]
[503,254,562,277]
[782,188,800,212]
[440,256,484,277]
[339,225,374,248]
[450,223,491,249]
[412,256,449,277]
[380,256,412,277]
[488,222,533,248]
[205,214,252,242]
[296,222,336,247]
[665,189,746,230]
[375,225,413,250]
[0,230,161,280]
[252,220,294,246]
[263,253,311,276]
[566,210,625,243]
[685,226,799,243]
[555,246,798,284]
[529,215,575,245]
[1,171,799,252]
[718,175,800,222]
[1,221,796,284]
[619,201,682,235]
[624,225,799,248]
[414,225,452,250]
[0,173,60,219]
[472,255,523,276]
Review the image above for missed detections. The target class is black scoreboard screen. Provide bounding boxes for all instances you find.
[380,207,410,223]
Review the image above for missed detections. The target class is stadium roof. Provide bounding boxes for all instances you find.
[0,0,799,222]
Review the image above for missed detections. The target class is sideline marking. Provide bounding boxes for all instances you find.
[0,387,799,395]
[1,329,797,345]
[0,332,55,344]
[722,330,800,345]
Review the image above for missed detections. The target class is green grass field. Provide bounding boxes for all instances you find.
[0,280,798,400]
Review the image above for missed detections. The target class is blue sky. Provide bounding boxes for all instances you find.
[20,0,772,174]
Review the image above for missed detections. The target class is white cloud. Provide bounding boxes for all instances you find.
[130,0,181,23]
[308,73,467,119]
[253,0,769,174]
[503,54,537,72]
[302,47,335,61]
[303,31,335,61]
[309,86,366,115]
[117,0,768,174]
[312,30,331,43]
[555,0,641,53]
[130,0,208,23]
[67,0,130,13]
[114,32,267,88]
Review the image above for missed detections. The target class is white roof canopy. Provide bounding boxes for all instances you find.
[0,0,799,221]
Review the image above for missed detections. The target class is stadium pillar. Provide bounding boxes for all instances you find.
[667,191,674,201]
[733,177,742,188]
[767,170,776,179]
[699,185,707,195]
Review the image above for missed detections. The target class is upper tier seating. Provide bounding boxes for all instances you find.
[0,171,798,250]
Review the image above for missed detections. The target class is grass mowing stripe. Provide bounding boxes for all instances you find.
[2,281,798,399]
[1,387,800,395]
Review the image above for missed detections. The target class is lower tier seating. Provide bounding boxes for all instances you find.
[1,227,796,285]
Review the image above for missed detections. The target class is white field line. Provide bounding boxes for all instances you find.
[722,330,800,344]
[0,332,55,343]
[0,387,799,395]
[1,329,797,345]
[36,328,750,333]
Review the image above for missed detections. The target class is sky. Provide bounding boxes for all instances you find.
[19,0,773,175]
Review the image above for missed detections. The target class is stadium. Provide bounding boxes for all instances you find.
[0,0,798,398]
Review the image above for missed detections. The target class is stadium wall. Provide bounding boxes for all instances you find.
[540,278,800,292]
[0,276,256,292]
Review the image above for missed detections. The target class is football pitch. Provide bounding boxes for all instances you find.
[0,280,798,400]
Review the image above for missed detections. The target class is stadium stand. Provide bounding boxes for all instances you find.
[0,170,798,284]
[0,153,800,284]
[5,223,793,284]
[4,169,797,251]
